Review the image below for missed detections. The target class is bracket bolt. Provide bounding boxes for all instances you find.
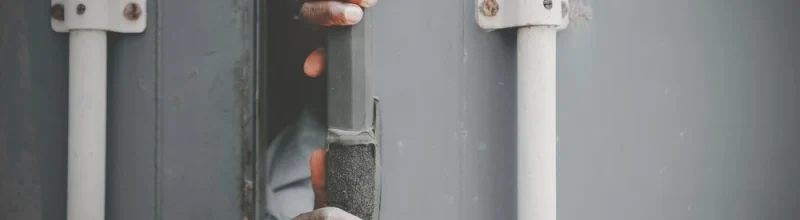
[480,0,499,17]
[77,4,86,15]
[124,3,142,20]
[51,4,65,21]
[543,0,553,10]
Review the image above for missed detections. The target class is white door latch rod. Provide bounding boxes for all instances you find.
[476,0,569,220]
[51,0,147,219]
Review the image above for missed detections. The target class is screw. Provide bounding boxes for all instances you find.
[543,0,553,10]
[123,3,142,20]
[480,0,499,17]
[51,4,65,21]
[77,4,86,15]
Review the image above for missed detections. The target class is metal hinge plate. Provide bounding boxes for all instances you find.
[476,0,568,30]
[51,0,146,33]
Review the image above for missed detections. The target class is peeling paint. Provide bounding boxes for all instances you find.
[172,96,183,106]
[568,0,594,26]
[233,0,255,217]
[478,143,487,151]
[203,50,217,57]
[396,141,405,155]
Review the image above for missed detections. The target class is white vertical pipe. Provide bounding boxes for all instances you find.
[517,25,557,220]
[67,30,107,220]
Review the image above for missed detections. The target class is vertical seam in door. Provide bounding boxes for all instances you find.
[458,0,467,218]
[153,0,163,219]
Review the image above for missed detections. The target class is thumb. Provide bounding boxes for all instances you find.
[304,48,326,78]
[310,148,327,209]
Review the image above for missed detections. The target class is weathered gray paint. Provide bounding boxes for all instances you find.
[3,0,800,220]
[1,1,69,219]
[371,0,516,218]
[556,1,800,219]
[371,0,800,219]
[1,0,256,219]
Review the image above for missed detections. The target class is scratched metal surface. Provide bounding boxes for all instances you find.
[1,0,257,219]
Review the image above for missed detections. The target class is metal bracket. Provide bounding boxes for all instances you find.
[51,0,146,33]
[476,0,569,31]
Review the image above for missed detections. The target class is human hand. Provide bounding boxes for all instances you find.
[298,0,377,78]
[291,149,362,220]
[292,207,361,220]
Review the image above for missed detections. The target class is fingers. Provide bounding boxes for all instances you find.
[300,1,363,26]
[304,48,326,78]
[292,207,363,220]
[310,148,327,209]
[310,0,377,8]
[335,0,377,8]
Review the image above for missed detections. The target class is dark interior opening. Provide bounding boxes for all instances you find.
[259,1,329,218]
[265,0,330,140]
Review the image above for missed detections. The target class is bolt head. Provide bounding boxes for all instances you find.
[480,0,499,17]
[543,0,553,10]
[124,3,142,20]
[77,4,86,15]
[51,4,65,21]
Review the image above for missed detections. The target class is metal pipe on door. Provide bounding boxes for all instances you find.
[51,1,147,219]
[67,29,108,220]
[476,0,568,219]
[517,25,557,220]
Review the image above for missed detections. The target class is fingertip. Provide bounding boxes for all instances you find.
[304,48,325,78]
[310,148,326,188]
[359,0,377,7]
[337,0,377,7]
[342,4,363,24]
[311,148,325,163]
[311,148,327,209]
[301,1,362,26]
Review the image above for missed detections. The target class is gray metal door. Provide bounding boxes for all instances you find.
[2,0,799,219]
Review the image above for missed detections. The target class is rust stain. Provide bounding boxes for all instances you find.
[479,0,499,17]
[51,4,65,21]
[123,3,142,21]
[568,0,594,26]
[233,0,255,217]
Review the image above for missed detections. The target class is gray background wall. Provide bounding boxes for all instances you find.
[2,0,799,220]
